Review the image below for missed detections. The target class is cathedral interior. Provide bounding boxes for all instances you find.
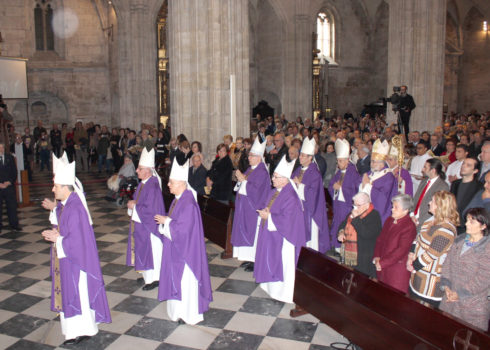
[0,0,489,156]
[0,0,489,349]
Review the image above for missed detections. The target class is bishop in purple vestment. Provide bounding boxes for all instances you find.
[360,139,398,224]
[386,145,413,196]
[231,139,270,265]
[329,162,361,249]
[156,160,212,324]
[42,160,111,344]
[127,149,166,290]
[292,157,329,253]
[254,156,307,303]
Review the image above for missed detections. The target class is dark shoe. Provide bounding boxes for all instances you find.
[290,305,308,318]
[240,261,252,268]
[11,225,21,231]
[62,335,91,345]
[136,277,144,284]
[177,319,185,325]
[244,263,254,272]
[142,281,159,291]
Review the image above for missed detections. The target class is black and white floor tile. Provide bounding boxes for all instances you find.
[0,169,348,349]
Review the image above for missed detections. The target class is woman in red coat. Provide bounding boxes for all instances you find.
[373,194,417,293]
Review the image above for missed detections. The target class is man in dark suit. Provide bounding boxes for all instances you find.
[412,158,449,231]
[429,134,444,156]
[265,132,288,177]
[0,143,20,232]
[450,157,483,234]
[356,144,371,176]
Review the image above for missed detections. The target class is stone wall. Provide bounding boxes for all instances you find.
[254,0,283,115]
[458,7,490,113]
[0,0,112,130]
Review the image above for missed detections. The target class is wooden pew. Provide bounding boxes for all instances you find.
[294,247,490,350]
[163,192,234,259]
[197,195,234,259]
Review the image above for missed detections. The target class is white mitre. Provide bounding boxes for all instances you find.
[388,144,399,158]
[250,136,266,157]
[52,152,69,174]
[274,155,295,178]
[335,139,350,159]
[54,159,75,185]
[169,159,189,182]
[139,147,155,168]
[301,137,316,156]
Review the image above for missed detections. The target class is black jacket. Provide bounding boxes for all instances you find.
[207,155,233,201]
[356,155,371,176]
[451,178,483,234]
[188,165,207,196]
[265,144,288,176]
[0,153,17,184]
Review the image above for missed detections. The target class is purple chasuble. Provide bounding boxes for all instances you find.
[158,189,213,314]
[328,163,361,249]
[291,163,330,253]
[50,192,111,323]
[231,162,271,247]
[368,169,398,224]
[126,176,166,271]
[254,183,307,283]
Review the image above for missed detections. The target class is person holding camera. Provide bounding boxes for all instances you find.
[398,85,416,137]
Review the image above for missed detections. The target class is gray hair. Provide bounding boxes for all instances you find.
[191,152,203,163]
[392,194,412,211]
[353,192,371,205]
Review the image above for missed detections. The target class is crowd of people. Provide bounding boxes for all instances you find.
[1,110,489,344]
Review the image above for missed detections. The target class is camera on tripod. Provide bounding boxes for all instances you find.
[385,86,401,112]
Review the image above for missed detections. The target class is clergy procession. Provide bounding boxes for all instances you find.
[29,123,489,347]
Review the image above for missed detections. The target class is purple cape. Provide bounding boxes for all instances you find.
[368,169,398,224]
[254,183,307,283]
[231,162,271,247]
[126,176,166,271]
[291,163,330,253]
[328,163,361,249]
[50,192,111,323]
[158,189,213,314]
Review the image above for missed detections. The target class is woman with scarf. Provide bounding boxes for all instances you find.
[338,192,382,278]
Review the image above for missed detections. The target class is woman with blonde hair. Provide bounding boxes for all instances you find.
[407,191,458,307]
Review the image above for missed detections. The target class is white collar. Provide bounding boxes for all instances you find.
[61,194,70,206]
[142,176,151,184]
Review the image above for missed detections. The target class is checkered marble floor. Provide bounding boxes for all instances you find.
[0,169,348,349]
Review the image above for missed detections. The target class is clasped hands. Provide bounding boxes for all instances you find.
[42,228,60,243]
[154,214,168,225]
[235,170,246,183]
[256,207,270,220]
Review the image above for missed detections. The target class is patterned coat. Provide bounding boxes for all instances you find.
[439,235,490,331]
[409,218,456,301]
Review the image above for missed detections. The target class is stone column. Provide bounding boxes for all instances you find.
[281,14,313,121]
[386,0,446,133]
[112,0,161,129]
[444,54,462,114]
[168,0,250,162]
